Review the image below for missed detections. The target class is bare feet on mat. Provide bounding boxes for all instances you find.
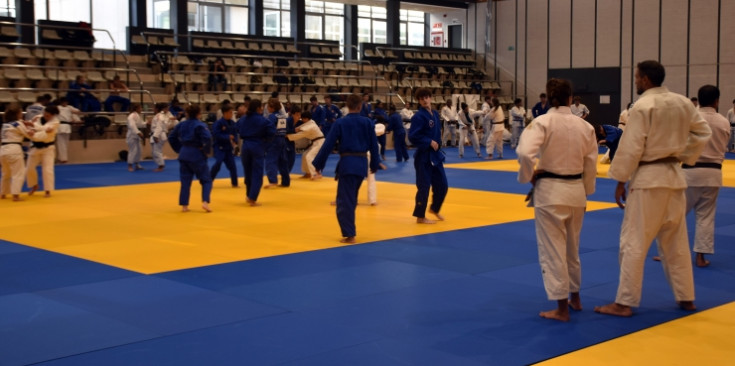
[569,293,582,311]
[44,191,51,198]
[340,237,356,244]
[153,167,164,172]
[128,165,134,172]
[428,209,444,221]
[416,217,436,224]
[246,198,260,207]
[678,301,697,311]
[28,185,38,195]
[12,195,22,202]
[311,173,322,180]
[594,303,633,317]
[539,309,570,322]
[696,253,710,267]
[181,205,190,212]
[300,173,311,179]
[202,202,212,212]
[264,183,277,189]
[652,256,661,261]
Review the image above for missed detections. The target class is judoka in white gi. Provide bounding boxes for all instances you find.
[517,78,597,322]
[595,60,711,317]
[1,107,33,201]
[485,97,505,159]
[288,110,324,180]
[457,102,483,159]
[150,102,175,172]
[27,105,60,197]
[126,104,146,172]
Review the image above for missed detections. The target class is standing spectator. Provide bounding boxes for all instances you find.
[104,75,131,112]
[516,78,598,322]
[386,104,409,162]
[27,105,60,197]
[594,60,711,317]
[440,100,459,147]
[323,95,342,136]
[208,57,228,92]
[570,96,589,119]
[510,98,526,149]
[409,88,448,224]
[681,85,730,267]
[457,102,484,159]
[150,102,173,172]
[485,97,506,159]
[238,99,275,206]
[727,99,735,152]
[126,103,145,172]
[168,104,213,212]
[55,97,82,164]
[532,93,550,118]
[1,106,33,201]
[67,75,101,112]
[312,93,383,243]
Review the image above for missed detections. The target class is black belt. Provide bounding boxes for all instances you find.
[32,140,55,148]
[340,152,367,157]
[492,122,504,125]
[1,142,22,146]
[682,162,722,170]
[60,121,72,125]
[535,172,583,180]
[639,156,679,166]
[447,121,458,125]
[311,136,325,142]
[182,142,202,147]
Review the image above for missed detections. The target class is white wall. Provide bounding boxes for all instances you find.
[428,8,467,48]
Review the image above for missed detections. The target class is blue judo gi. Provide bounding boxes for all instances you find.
[265,111,291,187]
[386,111,409,162]
[324,103,342,136]
[168,118,213,206]
[210,117,239,187]
[238,113,275,202]
[601,124,623,161]
[311,104,326,133]
[286,115,296,172]
[409,107,448,219]
[312,113,381,238]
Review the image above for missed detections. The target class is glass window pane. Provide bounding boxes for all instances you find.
[371,6,386,19]
[357,5,370,18]
[408,22,424,46]
[226,6,248,34]
[373,20,386,44]
[305,15,321,40]
[35,0,47,21]
[200,4,222,33]
[281,11,290,37]
[324,2,343,15]
[225,0,248,5]
[263,0,279,9]
[149,0,171,29]
[281,0,290,11]
[399,22,406,45]
[408,10,423,23]
[93,0,128,50]
[187,2,198,31]
[357,17,370,43]
[264,10,279,36]
[305,1,323,13]
[324,15,342,43]
[399,9,407,22]
[0,0,15,17]
[48,0,90,22]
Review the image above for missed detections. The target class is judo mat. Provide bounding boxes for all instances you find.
[2,147,735,365]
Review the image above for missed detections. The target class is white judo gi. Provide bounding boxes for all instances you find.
[126,111,145,166]
[517,106,597,300]
[1,120,33,196]
[56,104,80,163]
[608,86,711,307]
[486,106,505,158]
[366,123,385,205]
[288,118,324,177]
[683,107,730,255]
[27,115,60,193]
[457,108,483,158]
[440,105,458,146]
[150,111,172,167]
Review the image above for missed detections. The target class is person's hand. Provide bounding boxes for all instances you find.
[530,169,545,186]
[153,137,159,143]
[615,181,627,209]
[430,140,439,151]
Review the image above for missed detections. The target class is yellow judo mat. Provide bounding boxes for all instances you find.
[536,302,735,365]
[0,176,616,274]
[447,157,735,188]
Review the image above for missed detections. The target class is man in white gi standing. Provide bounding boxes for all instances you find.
[595,60,711,317]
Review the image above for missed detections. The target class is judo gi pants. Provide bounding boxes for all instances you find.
[127,135,142,165]
[686,186,720,254]
[510,122,524,149]
[302,140,324,176]
[534,205,583,300]
[458,128,480,157]
[0,153,26,195]
[211,148,238,186]
[55,132,70,162]
[178,159,212,206]
[393,132,409,162]
[413,155,448,218]
[26,146,55,192]
[442,123,457,146]
[151,140,166,167]
[266,137,290,187]
[336,174,363,238]
[486,129,504,157]
[241,143,265,202]
[377,134,386,158]
[616,188,695,307]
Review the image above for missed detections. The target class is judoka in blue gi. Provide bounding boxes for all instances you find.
[238,99,275,206]
[285,105,301,172]
[324,95,343,136]
[264,98,291,188]
[360,93,372,118]
[210,104,239,187]
[373,100,388,160]
[595,124,623,162]
[168,104,213,212]
[310,96,326,133]
[312,94,384,243]
[386,104,409,162]
[409,88,448,223]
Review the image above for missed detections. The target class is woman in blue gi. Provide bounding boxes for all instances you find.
[386,104,409,162]
[210,104,239,187]
[373,100,388,160]
[409,88,448,224]
[312,93,383,244]
[238,99,275,206]
[264,98,291,188]
[168,104,213,213]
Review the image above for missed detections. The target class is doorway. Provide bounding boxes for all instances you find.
[448,24,462,49]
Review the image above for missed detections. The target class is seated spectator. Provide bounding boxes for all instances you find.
[208,57,228,92]
[67,75,101,112]
[104,75,131,112]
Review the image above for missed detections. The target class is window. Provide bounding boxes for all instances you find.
[0,0,15,17]
[34,0,128,50]
[263,0,290,37]
[400,9,424,46]
[304,1,344,55]
[357,5,387,44]
[187,0,248,34]
[147,0,171,29]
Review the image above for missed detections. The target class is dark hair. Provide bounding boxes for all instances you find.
[247,99,262,116]
[4,105,21,122]
[267,98,281,112]
[290,105,302,114]
[690,97,698,102]
[540,93,547,98]
[310,95,318,102]
[460,102,468,110]
[492,97,500,111]
[573,96,582,101]
[271,91,279,98]
[345,94,362,110]
[155,102,167,112]
[36,95,46,103]
[514,98,522,105]
[129,103,141,112]
[186,104,201,118]
[301,110,312,119]
[374,99,383,108]
[697,85,719,108]
[637,60,665,86]
[415,87,432,100]
[221,99,231,105]
[388,104,396,112]
[221,104,234,113]
[244,96,251,102]
[58,97,68,104]
[45,105,60,115]
[546,78,573,108]
[485,95,492,101]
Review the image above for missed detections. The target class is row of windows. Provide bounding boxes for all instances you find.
[27,0,426,52]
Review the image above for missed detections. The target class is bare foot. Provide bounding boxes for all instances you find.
[311,174,322,180]
[28,185,38,195]
[340,237,356,244]
[678,301,696,311]
[428,209,445,221]
[369,202,377,206]
[539,309,570,322]
[652,256,661,261]
[300,174,311,179]
[263,183,277,189]
[128,166,134,172]
[153,167,164,172]
[696,253,710,268]
[202,202,212,212]
[330,201,336,206]
[246,198,261,207]
[416,217,436,224]
[0,194,5,199]
[569,293,582,311]
[12,195,23,202]
[181,206,190,212]
[594,303,633,317]
[44,191,51,198]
